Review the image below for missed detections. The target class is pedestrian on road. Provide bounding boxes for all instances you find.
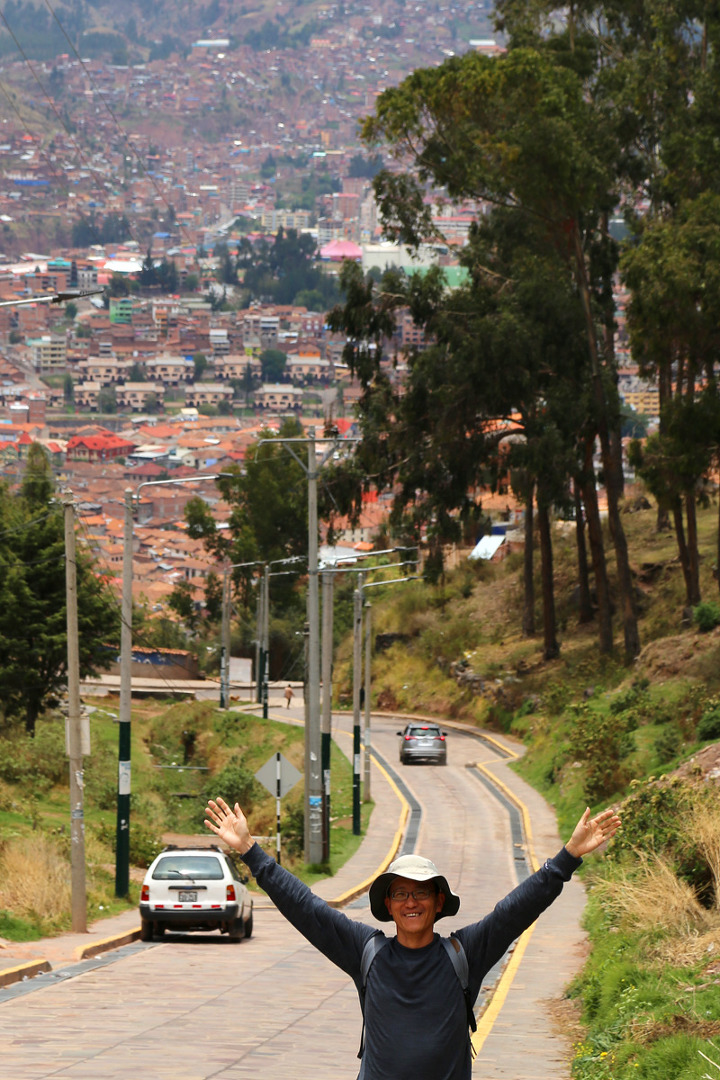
[284,684,294,708]
[204,797,619,1080]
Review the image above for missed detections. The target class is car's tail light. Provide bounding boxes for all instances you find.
[439,735,446,741]
[226,884,236,902]
[404,735,415,741]
[141,885,149,902]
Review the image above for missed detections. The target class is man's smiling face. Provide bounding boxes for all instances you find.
[384,875,446,948]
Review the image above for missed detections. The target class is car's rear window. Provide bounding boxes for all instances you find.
[152,856,225,880]
[409,726,441,737]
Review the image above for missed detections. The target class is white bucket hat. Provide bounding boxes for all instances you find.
[369,853,460,922]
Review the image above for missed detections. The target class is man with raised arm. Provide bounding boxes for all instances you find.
[205,797,620,1080]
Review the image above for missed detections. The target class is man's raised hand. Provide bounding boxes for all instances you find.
[565,807,621,859]
[205,797,254,855]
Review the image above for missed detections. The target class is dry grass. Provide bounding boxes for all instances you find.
[692,803,720,911]
[0,834,71,923]
[591,851,711,936]
[656,925,720,968]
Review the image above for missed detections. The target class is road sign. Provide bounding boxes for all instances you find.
[255,753,302,799]
[255,752,302,864]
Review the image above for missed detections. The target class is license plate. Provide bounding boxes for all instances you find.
[178,890,197,902]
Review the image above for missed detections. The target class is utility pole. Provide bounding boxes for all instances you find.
[116,473,229,897]
[255,433,326,864]
[352,575,364,835]
[220,567,231,709]
[255,581,262,704]
[64,494,87,932]
[363,597,372,802]
[305,432,323,863]
[262,563,269,719]
[116,488,133,897]
[321,569,334,860]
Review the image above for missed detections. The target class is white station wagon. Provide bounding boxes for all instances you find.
[139,845,253,942]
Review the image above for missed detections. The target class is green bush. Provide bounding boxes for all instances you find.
[202,761,259,817]
[568,703,637,801]
[693,600,720,633]
[697,702,720,741]
[653,723,683,763]
[0,719,67,784]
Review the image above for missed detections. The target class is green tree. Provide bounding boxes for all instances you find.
[184,418,309,611]
[360,44,640,657]
[259,348,287,382]
[0,446,118,735]
[168,580,199,632]
[97,386,118,414]
[193,352,208,381]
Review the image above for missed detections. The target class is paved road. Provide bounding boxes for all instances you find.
[0,712,585,1079]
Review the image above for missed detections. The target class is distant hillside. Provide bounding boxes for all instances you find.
[0,0,494,63]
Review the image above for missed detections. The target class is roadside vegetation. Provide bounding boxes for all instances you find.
[0,700,367,941]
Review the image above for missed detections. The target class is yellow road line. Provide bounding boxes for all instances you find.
[471,924,536,1057]
[469,759,540,1058]
[474,761,539,873]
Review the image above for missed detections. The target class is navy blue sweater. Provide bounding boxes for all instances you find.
[242,844,581,1080]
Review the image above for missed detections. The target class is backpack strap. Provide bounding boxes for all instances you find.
[441,934,477,1034]
[358,933,387,1063]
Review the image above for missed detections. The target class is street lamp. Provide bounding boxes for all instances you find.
[115,472,230,898]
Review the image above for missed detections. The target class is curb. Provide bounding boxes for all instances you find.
[0,927,142,990]
[74,926,142,962]
[0,959,52,988]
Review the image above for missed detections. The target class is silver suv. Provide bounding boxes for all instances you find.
[139,845,253,942]
[397,722,448,765]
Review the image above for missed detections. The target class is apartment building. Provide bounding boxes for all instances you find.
[213,354,262,381]
[146,355,194,385]
[255,383,303,411]
[184,383,234,408]
[28,334,66,372]
[76,358,136,385]
[116,382,166,412]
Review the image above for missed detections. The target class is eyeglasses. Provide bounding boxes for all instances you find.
[388,886,435,902]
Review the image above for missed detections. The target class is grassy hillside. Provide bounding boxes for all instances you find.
[0,699,367,941]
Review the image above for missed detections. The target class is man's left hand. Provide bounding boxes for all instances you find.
[566,807,621,858]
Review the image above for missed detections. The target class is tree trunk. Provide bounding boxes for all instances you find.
[572,222,640,658]
[537,498,559,660]
[685,491,701,606]
[672,497,695,607]
[581,437,614,653]
[574,478,594,623]
[522,479,536,637]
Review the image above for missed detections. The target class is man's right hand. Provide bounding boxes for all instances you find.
[205,797,254,855]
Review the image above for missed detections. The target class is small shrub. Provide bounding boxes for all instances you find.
[698,703,720,742]
[654,724,683,764]
[202,760,259,818]
[694,601,720,633]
